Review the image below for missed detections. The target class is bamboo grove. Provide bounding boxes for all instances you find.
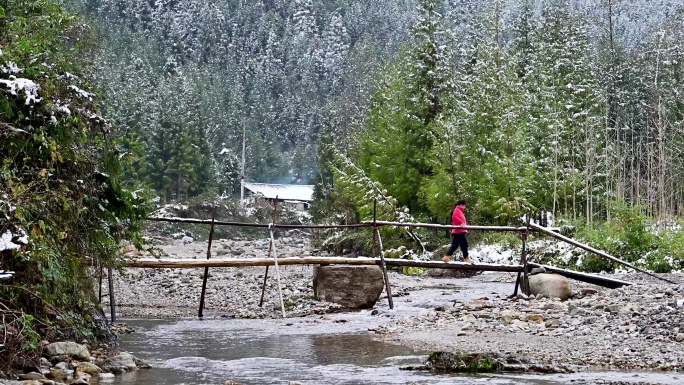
[318,0,684,227]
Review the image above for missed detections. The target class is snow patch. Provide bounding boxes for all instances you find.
[0,77,42,105]
[471,244,517,265]
[68,85,93,100]
[0,61,22,74]
[57,105,71,116]
[0,194,17,218]
[0,270,15,280]
[0,228,28,252]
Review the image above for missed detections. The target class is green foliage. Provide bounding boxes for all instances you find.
[402,266,425,275]
[428,351,505,373]
[18,314,40,351]
[566,202,684,273]
[310,149,419,256]
[0,0,150,368]
[576,202,654,271]
[357,0,451,216]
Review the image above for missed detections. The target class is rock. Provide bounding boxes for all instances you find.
[46,369,68,382]
[676,333,684,342]
[578,287,598,296]
[312,265,384,308]
[18,373,46,381]
[54,361,71,371]
[288,382,304,385]
[528,274,572,300]
[46,342,90,361]
[525,314,544,323]
[70,378,89,385]
[99,373,115,382]
[73,371,91,382]
[109,352,137,370]
[510,320,527,330]
[498,310,519,325]
[545,320,561,329]
[39,357,52,369]
[75,362,102,375]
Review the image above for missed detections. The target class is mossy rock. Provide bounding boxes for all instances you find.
[427,351,505,372]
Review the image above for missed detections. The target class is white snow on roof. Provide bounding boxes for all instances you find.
[244,183,314,201]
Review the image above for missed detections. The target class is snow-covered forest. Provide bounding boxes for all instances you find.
[65,0,684,227]
[65,0,416,200]
[4,0,684,376]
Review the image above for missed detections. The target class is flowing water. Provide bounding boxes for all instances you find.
[99,277,683,385]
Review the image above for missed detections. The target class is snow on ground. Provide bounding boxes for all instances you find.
[470,244,517,265]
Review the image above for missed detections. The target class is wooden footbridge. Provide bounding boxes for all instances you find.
[106,202,673,321]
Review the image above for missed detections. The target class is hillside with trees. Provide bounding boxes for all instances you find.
[3,0,684,375]
[65,0,684,270]
[0,0,148,374]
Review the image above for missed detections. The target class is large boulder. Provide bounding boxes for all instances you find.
[46,342,90,361]
[313,265,384,308]
[528,273,572,300]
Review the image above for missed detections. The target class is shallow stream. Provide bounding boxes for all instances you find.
[101,276,683,384]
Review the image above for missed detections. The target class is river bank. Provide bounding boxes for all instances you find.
[373,272,684,372]
[107,234,684,380]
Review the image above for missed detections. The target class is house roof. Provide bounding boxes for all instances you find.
[244,182,314,202]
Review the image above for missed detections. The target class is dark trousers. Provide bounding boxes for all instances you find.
[446,233,468,258]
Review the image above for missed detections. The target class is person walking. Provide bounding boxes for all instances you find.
[443,200,473,263]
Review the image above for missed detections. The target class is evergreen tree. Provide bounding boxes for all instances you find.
[358,0,451,216]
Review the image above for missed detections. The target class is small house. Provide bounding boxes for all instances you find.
[243,182,314,210]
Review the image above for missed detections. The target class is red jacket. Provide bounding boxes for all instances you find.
[451,206,467,234]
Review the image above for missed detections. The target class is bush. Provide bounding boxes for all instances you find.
[568,202,684,273]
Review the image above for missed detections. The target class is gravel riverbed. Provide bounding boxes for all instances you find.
[374,272,684,374]
[108,234,684,377]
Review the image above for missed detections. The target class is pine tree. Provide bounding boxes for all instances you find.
[357,0,451,216]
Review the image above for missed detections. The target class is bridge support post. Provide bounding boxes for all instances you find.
[374,200,394,309]
[108,267,116,323]
[198,207,216,318]
[259,198,286,317]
